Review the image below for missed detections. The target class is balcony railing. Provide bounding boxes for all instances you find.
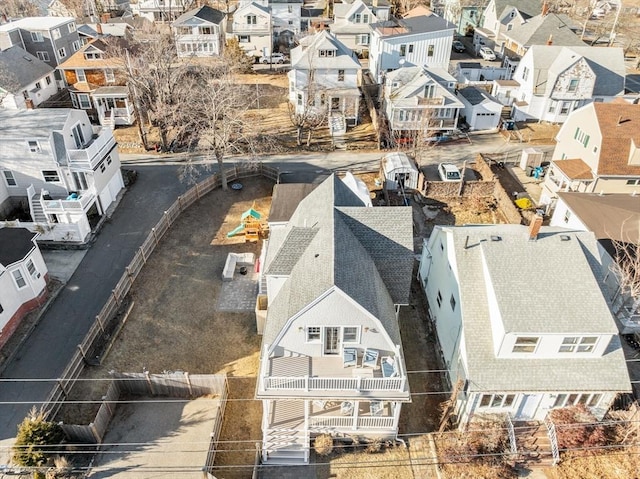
[67,131,116,169]
[309,415,395,430]
[232,22,271,33]
[263,375,405,392]
[40,188,96,214]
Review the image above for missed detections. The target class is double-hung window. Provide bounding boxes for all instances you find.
[12,269,27,289]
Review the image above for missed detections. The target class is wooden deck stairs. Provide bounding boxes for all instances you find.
[513,421,555,468]
[262,428,308,465]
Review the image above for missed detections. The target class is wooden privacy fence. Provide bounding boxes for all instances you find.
[44,163,278,420]
[60,373,228,452]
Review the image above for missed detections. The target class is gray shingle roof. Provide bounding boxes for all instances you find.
[0,109,71,139]
[0,228,37,266]
[503,13,585,48]
[0,46,54,91]
[173,5,225,25]
[442,224,630,393]
[291,31,361,70]
[527,45,625,97]
[263,175,414,345]
[493,0,541,19]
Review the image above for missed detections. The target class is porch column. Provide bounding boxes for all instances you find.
[352,400,359,430]
[304,400,309,432]
[392,402,401,431]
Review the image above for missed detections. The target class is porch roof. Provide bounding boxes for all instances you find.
[93,86,129,97]
[553,158,594,180]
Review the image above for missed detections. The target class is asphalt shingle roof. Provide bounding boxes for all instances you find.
[441,224,630,393]
[173,5,225,25]
[262,175,414,345]
[0,228,37,266]
[0,46,54,91]
[592,102,640,176]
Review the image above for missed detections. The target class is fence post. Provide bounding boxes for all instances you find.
[125,266,134,288]
[145,370,155,395]
[77,344,88,362]
[152,227,158,246]
[184,371,194,397]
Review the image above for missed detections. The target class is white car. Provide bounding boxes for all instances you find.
[259,53,287,64]
[479,47,497,61]
[438,163,462,182]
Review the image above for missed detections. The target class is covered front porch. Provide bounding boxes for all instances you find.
[93,86,135,128]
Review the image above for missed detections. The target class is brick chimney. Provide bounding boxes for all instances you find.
[528,214,543,241]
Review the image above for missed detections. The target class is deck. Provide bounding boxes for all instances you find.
[258,355,410,400]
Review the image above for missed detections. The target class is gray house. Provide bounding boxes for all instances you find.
[256,175,414,464]
[0,46,57,109]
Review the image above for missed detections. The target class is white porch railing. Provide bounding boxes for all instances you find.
[544,415,560,465]
[233,23,270,33]
[40,188,95,213]
[505,413,518,461]
[308,415,395,430]
[67,131,116,169]
[263,375,405,392]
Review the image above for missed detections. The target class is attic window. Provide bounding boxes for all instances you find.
[84,52,103,60]
[319,49,335,57]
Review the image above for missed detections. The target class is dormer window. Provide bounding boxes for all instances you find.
[318,49,335,57]
[512,336,539,353]
[559,336,597,353]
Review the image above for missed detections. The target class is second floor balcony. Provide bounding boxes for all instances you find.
[67,130,116,170]
[257,344,409,400]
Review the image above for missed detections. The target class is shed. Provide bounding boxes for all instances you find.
[380,153,419,190]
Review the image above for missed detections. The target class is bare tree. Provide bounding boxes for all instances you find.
[183,66,256,190]
[108,32,194,151]
[610,237,640,319]
[0,0,39,18]
[287,63,329,147]
[0,67,20,106]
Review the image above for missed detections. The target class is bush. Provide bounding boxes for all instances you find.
[314,434,333,456]
[549,405,610,454]
[12,407,65,467]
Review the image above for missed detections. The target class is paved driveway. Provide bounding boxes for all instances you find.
[0,166,188,457]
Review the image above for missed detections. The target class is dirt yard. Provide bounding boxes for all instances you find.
[113,71,378,154]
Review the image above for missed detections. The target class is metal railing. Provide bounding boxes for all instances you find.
[544,415,560,465]
[505,413,518,461]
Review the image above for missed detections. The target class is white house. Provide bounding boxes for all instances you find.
[256,174,414,464]
[136,0,195,22]
[382,66,463,141]
[0,228,48,349]
[549,192,640,334]
[368,6,455,83]
[172,5,226,57]
[0,46,57,110]
[509,45,626,123]
[270,0,303,35]
[330,0,391,54]
[227,0,273,59]
[472,0,541,55]
[456,86,503,131]
[288,31,362,131]
[0,109,125,244]
[540,101,640,205]
[418,222,631,426]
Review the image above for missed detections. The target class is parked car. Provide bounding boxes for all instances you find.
[438,163,462,182]
[452,40,465,53]
[479,47,497,61]
[260,53,287,64]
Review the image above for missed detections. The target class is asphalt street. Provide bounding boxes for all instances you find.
[0,165,189,459]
